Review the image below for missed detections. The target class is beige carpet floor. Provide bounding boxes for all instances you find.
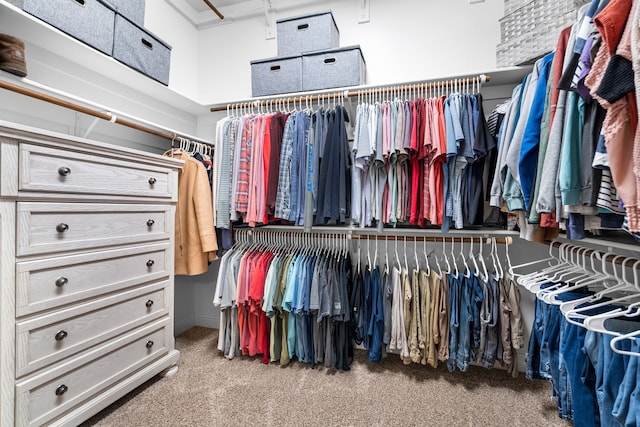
[81,327,571,427]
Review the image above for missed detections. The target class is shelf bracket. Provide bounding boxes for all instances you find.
[264,0,275,40]
[358,0,370,24]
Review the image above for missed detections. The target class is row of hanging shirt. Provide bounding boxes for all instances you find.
[213,97,351,230]
[213,231,354,371]
[351,235,523,375]
[213,230,523,375]
[350,80,495,232]
[488,0,640,243]
[213,78,496,232]
[511,241,640,425]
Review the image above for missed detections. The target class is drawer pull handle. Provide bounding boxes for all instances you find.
[55,276,68,287]
[56,223,69,233]
[147,219,155,227]
[145,299,154,308]
[148,177,157,185]
[55,384,68,396]
[146,340,154,349]
[55,330,68,341]
[58,166,71,176]
[146,259,155,268]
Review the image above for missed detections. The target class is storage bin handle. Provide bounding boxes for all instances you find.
[297,23,309,31]
[72,0,86,6]
[324,57,337,64]
[270,65,281,72]
[141,38,154,50]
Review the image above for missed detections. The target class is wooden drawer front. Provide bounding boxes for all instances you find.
[16,321,169,427]
[19,143,175,200]
[17,203,172,256]
[16,243,171,317]
[16,281,169,377]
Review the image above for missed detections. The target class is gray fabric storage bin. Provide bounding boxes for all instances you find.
[302,45,365,91]
[277,10,339,57]
[251,55,302,97]
[23,0,115,55]
[113,14,171,85]
[105,0,145,26]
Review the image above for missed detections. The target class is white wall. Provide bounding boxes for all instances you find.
[198,0,505,104]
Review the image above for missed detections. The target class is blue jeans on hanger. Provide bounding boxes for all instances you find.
[470,274,483,352]
[558,315,573,420]
[562,321,599,426]
[598,332,630,427]
[447,273,461,372]
[527,295,550,380]
[456,275,473,372]
[612,339,639,427]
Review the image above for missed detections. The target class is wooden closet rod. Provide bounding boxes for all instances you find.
[209,74,490,112]
[0,78,209,145]
[234,228,512,245]
[203,0,224,20]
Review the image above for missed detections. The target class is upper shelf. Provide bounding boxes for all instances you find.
[0,1,208,117]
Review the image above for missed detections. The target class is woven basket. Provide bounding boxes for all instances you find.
[497,0,590,67]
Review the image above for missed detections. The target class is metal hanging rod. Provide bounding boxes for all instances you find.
[0,77,214,146]
[209,74,490,112]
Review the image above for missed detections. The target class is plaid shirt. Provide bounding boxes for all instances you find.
[274,114,296,220]
[235,117,254,215]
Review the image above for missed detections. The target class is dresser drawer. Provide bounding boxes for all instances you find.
[15,320,170,427]
[19,143,176,200]
[17,202,173,256]
[16,243,171,317]
[16,281,169,377]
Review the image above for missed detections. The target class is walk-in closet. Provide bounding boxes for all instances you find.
[0,0,638,426]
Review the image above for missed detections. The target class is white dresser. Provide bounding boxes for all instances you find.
[0,122,183,426]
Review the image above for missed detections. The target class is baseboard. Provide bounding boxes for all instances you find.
[174,318,193,336]
[194,313,219,329]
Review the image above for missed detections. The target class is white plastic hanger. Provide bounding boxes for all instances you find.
[414,237,420,273]
[540,250,605,305]
[490,238,503,280]
[403,236,409,273]
[423,236,431,276]
[478,237,489,282]
[450,238,458,276]
[459,238,471,278]
[564,257,640,326]
[526,244,583,293]
[513,240,564,287]
[468,237,479,278]
[610,327,640,356]
[560,253,627,315]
